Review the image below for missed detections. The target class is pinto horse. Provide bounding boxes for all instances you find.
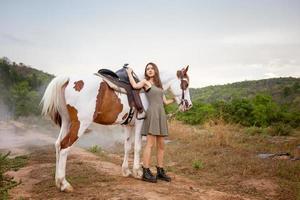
[41,65,192,192]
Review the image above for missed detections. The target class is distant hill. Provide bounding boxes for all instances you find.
[0,57,54,118]
[190,77,300,110]
[1,56,299,118]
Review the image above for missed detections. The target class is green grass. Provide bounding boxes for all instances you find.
[192,160,204,170]
[88,145,103,154]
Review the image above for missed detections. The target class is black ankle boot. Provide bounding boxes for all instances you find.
[156,166,171,182]
[142,166,157,183]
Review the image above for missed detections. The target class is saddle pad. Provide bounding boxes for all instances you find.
[94,73,127,94]
[94,73,146,94]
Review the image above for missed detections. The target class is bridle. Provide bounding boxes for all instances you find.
[179,76,189,108]
[167,74,190,119]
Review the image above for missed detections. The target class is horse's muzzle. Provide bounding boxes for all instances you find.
[179,103,192,112]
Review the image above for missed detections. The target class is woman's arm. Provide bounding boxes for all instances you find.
[163,95,175,105]
[126,68,146,89]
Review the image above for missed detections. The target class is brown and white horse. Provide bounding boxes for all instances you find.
[41,66,192,192]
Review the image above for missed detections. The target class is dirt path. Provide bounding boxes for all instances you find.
[4,146,253,200]
[1,120,262,199]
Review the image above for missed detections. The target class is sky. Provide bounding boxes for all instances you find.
[0,0,300,88]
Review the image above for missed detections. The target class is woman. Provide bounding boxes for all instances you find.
[126,62,175,183]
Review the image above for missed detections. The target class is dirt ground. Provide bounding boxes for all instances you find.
[1,119,249,200]
[1,119,299,200]
[5,146,251,200]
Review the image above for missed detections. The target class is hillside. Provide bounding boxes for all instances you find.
[0,57,53,118]
[190,77,300,109]
[1,57,299,125]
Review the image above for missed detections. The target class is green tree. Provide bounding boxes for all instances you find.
[176,101,216,125]
[10,81,40,117]
[251,94,280,127]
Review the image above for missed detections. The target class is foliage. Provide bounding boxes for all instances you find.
[268,123,292,136]
[0,57,53,118]
[190,77,300,111]
[244,126,267,136]
[174,101,216,125]
[192,159,204,170]
[0,152,28,199]
[88,145,103,154]
[171,93,300,130]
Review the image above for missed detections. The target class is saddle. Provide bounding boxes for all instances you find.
[96,64,145,122]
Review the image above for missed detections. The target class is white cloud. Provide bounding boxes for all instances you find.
[264,72,277,78]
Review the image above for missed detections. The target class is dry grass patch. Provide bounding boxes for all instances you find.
[165,120,300,200]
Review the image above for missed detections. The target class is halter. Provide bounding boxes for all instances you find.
[167,77,189,119]
[166,69,190,119]
[179,76,189,108]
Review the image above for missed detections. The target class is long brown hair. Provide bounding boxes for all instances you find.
[144,62,163,89]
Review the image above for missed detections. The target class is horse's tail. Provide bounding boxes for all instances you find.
[40,75,70,127]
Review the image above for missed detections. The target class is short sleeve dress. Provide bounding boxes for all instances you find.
[141,84,169,137]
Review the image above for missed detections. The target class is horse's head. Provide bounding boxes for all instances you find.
[169,65,192,112]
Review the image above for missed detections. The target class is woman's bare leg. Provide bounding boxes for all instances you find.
[142,135,156,168]
[156,136,165,167]
[156,136,171,181]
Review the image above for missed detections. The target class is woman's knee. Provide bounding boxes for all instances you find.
[146,135,156,148]
[146,141,155,149]
[157,137,165,151]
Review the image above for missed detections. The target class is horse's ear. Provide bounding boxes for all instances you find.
[183,65,189,74]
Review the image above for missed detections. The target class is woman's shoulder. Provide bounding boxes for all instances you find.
[141,79,152,92]
[141,79,152,86]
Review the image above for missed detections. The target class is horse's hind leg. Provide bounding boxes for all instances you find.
[122,126,134,177]
[57,119,90,192]
[55,119,69,188]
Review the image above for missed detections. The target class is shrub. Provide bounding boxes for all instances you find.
[244,126,267,136]
[9,81,41,117]
[170,91,299,130]
[0,152,28,199]
[268,123,292,136]
[88,145,102,154]
[175,101,216,125]
[192,160,204,170]
[225,98,254,126]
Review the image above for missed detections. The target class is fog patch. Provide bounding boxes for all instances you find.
[76,123,126,151]
[0,118,128,156]
[0,120,55,156]
[0,99,12,121]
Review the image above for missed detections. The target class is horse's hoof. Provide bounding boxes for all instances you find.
[132,168,142,179]
[61,184,74,193]
[55,177,63,189]
[60,180,74,192]
[55,180,61,189]
[122,168,132,177]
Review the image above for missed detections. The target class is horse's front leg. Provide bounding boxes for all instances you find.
[132,119,143,178]
[121,126,134,177]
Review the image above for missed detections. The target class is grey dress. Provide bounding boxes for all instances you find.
[141,84,169,137]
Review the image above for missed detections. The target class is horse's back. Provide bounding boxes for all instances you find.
[63,74,131,125]
[64,74,102,120]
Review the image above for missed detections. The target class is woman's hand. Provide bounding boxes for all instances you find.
[126,67,133,75]
[172,97,176,103]
[126,67,146,89]
[163,95,176,105]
